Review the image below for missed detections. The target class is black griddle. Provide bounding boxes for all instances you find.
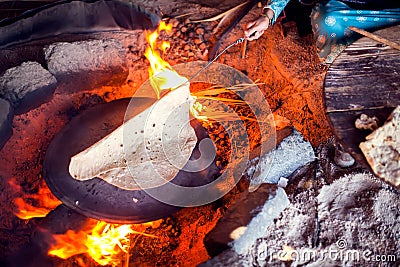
[43,97,220,224]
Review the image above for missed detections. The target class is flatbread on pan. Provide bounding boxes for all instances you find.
[69,82,197,190]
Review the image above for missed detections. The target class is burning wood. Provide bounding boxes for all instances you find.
[48,220,156,267]
[9,178,158,266]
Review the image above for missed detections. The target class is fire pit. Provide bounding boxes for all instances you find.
[42,58,270,224]
[6,1,393,267]
[0,0,279,265]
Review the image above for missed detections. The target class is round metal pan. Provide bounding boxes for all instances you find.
[43,97,220,224]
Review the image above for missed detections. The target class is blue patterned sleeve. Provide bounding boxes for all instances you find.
[266,0,291,24]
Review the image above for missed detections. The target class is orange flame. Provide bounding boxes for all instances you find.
[144,21,188,98]
[144,20,211,124]
[9,179,61,219]
[8,179,158,266]
[48,220,156,266]
[143,22,260,124]
[144,21,172,76]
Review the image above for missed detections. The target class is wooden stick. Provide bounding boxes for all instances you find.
[123,235,132,267]
[241,38,248,59]
[124,246,130,267]
[192,2,248,23]
[349,26,400,51]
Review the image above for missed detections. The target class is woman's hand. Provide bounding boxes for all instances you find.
[244,8,274,41]
[244,16,270,40]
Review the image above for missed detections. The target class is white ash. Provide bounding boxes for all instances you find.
[317,173,399,247]
[249,129,315,188]
[231,187,316,266]
[44,39,127,76]
[0,62,57,104]
[317,173,381,221]
[222,172,400,266]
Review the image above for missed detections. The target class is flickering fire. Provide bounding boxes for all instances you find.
[144,22,272,127]
[10,178,157,266]
[144,21,187,98]
[9,179,61,219]
[144,20,264,125]
[48,220,156,267]
[144,20,211,122]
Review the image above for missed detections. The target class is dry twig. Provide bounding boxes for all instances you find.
[241,38,248,59]
[349,26,400,51]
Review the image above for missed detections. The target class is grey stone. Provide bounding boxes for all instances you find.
[232,187,290,255]
[248,129,316,189]
[198,249,242,267]
[0,98,13,150]
[0,61,57,114]
[204,184,289,257]
[44,39,128,91]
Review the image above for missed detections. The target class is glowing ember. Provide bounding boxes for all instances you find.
[9,179,61,219]
[48,220,156,266]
